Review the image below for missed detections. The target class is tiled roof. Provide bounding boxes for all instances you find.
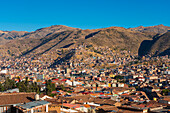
[0,92,36,105]
[97,105,118,111]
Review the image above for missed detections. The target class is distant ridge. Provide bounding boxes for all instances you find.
[129,24,170,34]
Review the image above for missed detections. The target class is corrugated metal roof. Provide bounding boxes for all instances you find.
[17,100,50,110]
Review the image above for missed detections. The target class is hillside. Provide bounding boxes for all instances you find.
[0,25,169,58]
[129,24,170,34]
[138,31,170,56]
[0,26,153,57]
[150,31,170,56]
[0,30,27,44]
[0,25,79,44]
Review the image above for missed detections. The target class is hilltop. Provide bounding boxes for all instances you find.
[0,25,79,44]
[129,24,170,34]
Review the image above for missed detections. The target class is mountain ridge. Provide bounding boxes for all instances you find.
[129,24,170,34]
[0,24,169,58]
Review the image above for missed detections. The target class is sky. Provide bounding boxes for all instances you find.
[0,0,169,31]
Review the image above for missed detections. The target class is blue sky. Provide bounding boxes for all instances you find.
[0,0,169,31]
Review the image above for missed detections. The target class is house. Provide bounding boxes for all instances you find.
[48,104,61,113]
[15,100,51,113]
[159,96,170,104]
[96,105,118,113]
[61,103,88,112]
[0,92,36,113]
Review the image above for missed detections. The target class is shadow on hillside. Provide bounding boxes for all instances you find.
[61,43,74,48]
[85,31,101,39]
[158,48,170,56]
[138,40,153,56]
[20,33,63,57]
[138,34,161,56]
[49,49,75,68]
[39,31,73,55]
[20,31,73,57]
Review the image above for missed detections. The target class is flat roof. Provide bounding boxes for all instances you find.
[17,100,50,110]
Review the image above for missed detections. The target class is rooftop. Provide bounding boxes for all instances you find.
[17,100,50,110]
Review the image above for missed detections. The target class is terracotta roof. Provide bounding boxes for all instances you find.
[94,98,105,104]
[45,98,61,104]
[97,105,118,111]
[73,95,92,102]
[64,97,75,103]
[0,92,36,105]
[118,109,143,113]
[103,99,117,105]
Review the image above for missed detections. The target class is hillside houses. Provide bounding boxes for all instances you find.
[0,45,169,113]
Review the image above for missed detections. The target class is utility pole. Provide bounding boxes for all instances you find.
[62,95,63,110]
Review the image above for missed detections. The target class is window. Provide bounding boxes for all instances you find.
[0,107,3,113]
[27,110,31,113]
[38,107,42,112]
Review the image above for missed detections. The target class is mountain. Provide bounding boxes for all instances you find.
[0,24,169,58]
[0,26,153,57]
[83,27,152,53]
[152,31,170,56]
[139,31,170,56]
[0,30,27,44]
[129,24,170,34]
[0,25,79,44]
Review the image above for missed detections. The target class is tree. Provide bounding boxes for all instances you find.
[4,77,16,90]
[60,85,65,91]
[162,89,170,96]
[52,83,56,91]
[0,83,4,92]
[17,81,26,92]
[45,80,56,95]
[114,75,123,80]
[25,77,29,86]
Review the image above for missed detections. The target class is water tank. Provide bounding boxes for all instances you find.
[35,94,40,101]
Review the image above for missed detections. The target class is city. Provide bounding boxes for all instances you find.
[0,0,170,113]
[0,44,169,113]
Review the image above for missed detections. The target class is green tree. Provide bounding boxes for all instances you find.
[0,83,4,92]
[45,80,56,95]
[17,81,26,92]
[4,77,16,90]
[60,85,65,91]
[162,89,170,96]
[52,83,56,91]
[114,75,123,80]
